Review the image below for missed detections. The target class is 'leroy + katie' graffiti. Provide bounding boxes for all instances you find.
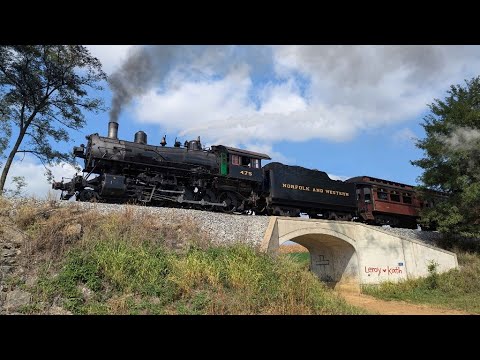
[364,263,404,276]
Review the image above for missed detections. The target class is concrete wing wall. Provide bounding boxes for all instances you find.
[401,237,458,278]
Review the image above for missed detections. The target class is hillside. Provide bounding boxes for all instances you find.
[0,198,364,315]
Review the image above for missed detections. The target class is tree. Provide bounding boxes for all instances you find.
[0,45,106,193]
[412,76,480,238]
[3,176,27,198]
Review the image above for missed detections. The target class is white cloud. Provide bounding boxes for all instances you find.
[124,45,480,157]
[1,155,78,199]
[327,174,350,181]
[242,143,293,165]
[257,79,308,114]
[392,128,418,144]
[85,45,135,74]
[136,63,256,140]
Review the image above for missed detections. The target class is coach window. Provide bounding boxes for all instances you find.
[378,188,388,200]
[251,159,260,168]
[232,155,241,165]
[364,187,371,202]
[390,191,400,202]
[402,193,412,204]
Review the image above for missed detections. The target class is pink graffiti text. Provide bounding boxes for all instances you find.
[364,266,403,276]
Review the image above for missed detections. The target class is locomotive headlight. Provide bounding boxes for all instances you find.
[194,187,198,193]
[73,146,85,158]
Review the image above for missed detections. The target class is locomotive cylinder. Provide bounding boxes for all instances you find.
[134,131,147,145]
[108,121,119,140]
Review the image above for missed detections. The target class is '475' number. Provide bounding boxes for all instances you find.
[240,170,253,176]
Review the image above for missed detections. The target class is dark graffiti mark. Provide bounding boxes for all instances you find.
[316,255,330,267]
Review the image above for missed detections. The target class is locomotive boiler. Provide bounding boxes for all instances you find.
[53,122,271,213]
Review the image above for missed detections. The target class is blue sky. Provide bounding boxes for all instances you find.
[2,45,480,197]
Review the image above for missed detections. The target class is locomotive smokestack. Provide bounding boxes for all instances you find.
[108,122,118,140]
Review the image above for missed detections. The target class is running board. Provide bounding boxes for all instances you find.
[141,192,227,208]
[176,195,227,207]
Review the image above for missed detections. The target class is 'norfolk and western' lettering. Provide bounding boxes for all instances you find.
[282,183,350,197]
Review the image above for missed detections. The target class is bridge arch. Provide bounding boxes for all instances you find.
[279,227,360,290]
[264,217,458,287]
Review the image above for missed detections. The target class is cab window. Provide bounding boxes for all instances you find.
[232,154,261,168]
[241,157,251,167]
[232,155,241,165]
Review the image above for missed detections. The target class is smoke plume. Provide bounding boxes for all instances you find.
[107,45,274,123]
[441,127,480,151]
[108,46,182,122]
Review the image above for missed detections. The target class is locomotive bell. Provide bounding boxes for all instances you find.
[134,131,147,145]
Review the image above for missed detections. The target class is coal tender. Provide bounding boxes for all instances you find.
[263,162,357,219]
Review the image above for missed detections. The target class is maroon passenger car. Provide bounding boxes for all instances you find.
[346,176,421,228]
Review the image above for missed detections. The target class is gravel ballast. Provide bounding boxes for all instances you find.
[31,200,270,247]
[7,199,454,249]
[369,225,444,245]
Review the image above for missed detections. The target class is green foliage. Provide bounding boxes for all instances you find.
[3,175,27,198]
[426,260,439,290]
[0,45,106,191]
[285,252,310,268]
[412,76,480,238]
[363,252,480,313]
[435,235,480,253]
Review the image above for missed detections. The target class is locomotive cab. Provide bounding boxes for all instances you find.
[211,145,271,182]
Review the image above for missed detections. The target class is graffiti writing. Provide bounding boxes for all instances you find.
[364,266,403,276]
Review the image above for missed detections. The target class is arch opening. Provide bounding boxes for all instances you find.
[280,233,360,292]
[278,241,310,268]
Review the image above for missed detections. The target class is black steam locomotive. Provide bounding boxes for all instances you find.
[53,122,358,220]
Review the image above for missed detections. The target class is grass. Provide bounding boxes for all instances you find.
[29,243,362,315]
[29,243,363,315]
[285,252,310,268]
[5,199,364,315]
[279,244,310,268]
[363,252,480,314]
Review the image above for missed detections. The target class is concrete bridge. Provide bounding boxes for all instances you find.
[260,217,458,290]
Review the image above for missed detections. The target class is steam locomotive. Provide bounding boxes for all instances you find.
[53,122,434,228]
